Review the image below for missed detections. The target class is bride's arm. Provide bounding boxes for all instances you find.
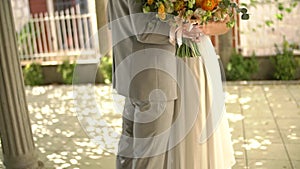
[199,16,231,36]
[182,15,231,41]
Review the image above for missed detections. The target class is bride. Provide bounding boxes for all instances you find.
[107,0,236,168]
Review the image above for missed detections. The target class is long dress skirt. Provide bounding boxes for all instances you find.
[165,57,236,169]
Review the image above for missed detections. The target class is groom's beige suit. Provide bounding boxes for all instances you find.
[107,0,178,168]
[107,0,177,101]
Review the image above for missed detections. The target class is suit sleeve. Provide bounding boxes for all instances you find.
[128,0,171,45]
[106,0,130,30]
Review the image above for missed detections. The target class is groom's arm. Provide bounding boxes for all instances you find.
[128,0,171,45]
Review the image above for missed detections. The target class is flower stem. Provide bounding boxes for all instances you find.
[176,38,201,58]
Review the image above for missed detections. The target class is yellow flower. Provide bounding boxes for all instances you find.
[158,3,166,20]
[147,0,154,5]
[158,3,165,13]
[174,0,185,12]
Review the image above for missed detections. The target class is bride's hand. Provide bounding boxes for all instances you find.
[182,24,203,42]
[182,16,231,42]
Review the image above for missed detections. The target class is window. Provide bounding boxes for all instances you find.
[54,0,88,14]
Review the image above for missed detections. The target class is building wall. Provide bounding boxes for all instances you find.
[29,0,48,14]
[11,0,31,32]
[239,1,300,56]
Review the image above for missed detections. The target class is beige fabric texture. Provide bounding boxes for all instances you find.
[107,0,177,100]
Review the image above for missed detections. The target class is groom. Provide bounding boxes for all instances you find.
[107,0,178,168]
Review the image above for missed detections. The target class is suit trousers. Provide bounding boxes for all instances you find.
[116,97,176,169]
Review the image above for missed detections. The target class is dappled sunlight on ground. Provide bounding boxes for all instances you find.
[43,138,114,168]
[226,84,300,169]
[285,129,300,141]
[0,83,299,169]
[226,113,244,123]
[25,84,120,168]
[225,92,239,104]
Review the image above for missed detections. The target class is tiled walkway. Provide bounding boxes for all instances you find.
[0,82,299,169]
[226,82,300,169]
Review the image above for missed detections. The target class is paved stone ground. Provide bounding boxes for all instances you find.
[0,82,299,169]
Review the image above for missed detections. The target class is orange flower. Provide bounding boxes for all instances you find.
[147,0,154,5]
[195,0,203,8]
[201,0,219,11]
[158,3,166,20]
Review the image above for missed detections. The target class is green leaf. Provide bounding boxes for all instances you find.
[223,0,230,6]
[285,8,292,13]
[188,1,194,9]
[226,20,236,28]
[275,13,283,20]
[241,14,250,20]
[143,6,151,13]
[218,3,225,9]
[230,3,237,8]
[240,3,248,7]
[277,3,284,11]
[265,20,274,27]
[240,8,248,14]
[292,2,298,8]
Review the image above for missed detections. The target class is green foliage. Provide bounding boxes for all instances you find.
[23,62,44,86]
[226,51,259,80]
[271,39,299,80]
[17,22,36,55]
[99,56,112,84]
[57,60,75,84]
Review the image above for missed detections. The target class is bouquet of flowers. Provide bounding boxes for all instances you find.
[142,0,249,57]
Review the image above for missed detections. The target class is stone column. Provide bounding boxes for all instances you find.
[95,0,110,54]
[95,0,108,28]
[88,0,100,54]
[0,1,43,169]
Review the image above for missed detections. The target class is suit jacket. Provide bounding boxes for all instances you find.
[107,0,177,101]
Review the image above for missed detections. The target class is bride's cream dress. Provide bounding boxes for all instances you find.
[167,55,236,169]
